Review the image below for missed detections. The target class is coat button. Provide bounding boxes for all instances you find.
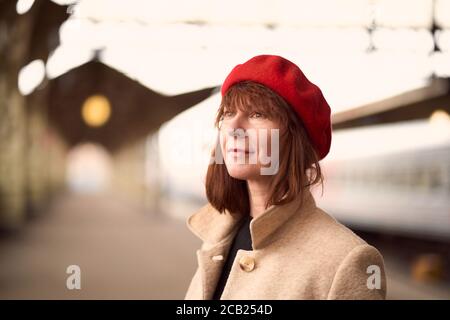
[239,255,255,272]
[212,255,223,261]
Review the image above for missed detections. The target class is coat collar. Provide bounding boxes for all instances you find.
[186,188,317,250]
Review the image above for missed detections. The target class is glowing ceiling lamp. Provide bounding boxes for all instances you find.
[16,0,35,15]
[18,59,45,95]
[81,94,111,127]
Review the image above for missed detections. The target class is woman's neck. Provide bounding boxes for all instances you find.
[247,178,271,219]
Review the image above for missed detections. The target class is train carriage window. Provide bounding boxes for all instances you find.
[412,167,427,190]
[429,166,441,190]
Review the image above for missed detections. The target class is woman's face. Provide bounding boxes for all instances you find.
[219,107,282,180]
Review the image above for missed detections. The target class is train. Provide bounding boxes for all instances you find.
[152,93,450,241]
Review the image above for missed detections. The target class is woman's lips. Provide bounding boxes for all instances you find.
[227,148,254,154]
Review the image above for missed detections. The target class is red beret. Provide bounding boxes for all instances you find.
[221,54,332,160]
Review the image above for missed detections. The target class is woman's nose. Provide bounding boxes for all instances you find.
[228,127,246,138]
[226,114,247,137]
[227,112,246,128]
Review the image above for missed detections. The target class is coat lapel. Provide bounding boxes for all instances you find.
[250,189,316,249]
[186,203,244,299]
[195,239,234,299]
[186,189,317,299]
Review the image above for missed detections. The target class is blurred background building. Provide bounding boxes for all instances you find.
[0,0,449,299]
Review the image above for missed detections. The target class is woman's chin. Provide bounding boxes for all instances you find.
[226,165,261,181]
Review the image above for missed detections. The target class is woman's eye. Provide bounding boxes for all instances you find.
[223,111,234,118]
[250,112,265,119]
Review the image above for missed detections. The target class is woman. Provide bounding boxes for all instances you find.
[184,55,387,300]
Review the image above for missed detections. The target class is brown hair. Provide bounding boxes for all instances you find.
[205,81,323,216]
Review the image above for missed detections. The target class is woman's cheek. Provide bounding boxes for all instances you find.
[254,129,270,163]
[219,131,226,156]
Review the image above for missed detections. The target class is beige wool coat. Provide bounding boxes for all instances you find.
[184,189,387,300]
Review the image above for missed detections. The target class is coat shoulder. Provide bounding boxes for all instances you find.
[313,207,366,247]
[286,206,387,299]
[289,205,369,261]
